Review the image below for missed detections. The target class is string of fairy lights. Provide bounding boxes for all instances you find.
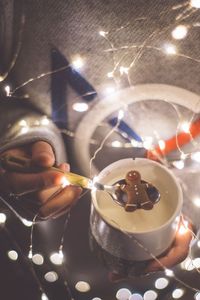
[1,0,200,299]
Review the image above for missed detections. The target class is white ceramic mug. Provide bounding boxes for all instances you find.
[90,158,183,261]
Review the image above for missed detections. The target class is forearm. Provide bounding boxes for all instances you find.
[0,97,66,164]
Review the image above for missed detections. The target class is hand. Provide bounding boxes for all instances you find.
[144,218,193,274]
[0,141,82,220]
[108,218,193,282]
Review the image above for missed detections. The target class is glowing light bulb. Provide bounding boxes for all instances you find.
[165,269,174,277]
[190,0,200,8]
[119,66,129,75]
[72,56,84,70]
[105,86,116,95]
[192,257,200,268]
[60,177,70,188]
[20,126,29,134]
[41,293,49,300]
[180,121,190,133]
[0,76,4,82]
[72,102,89,112]
[22,218,33,227]
[172,25,188,40]
[32,253,44,265]
[129,294,143,300]
[195,292,200,300]
[44,271,58,282]
[50,251,63,265]
[41,116,49,125]
[193,197,200,207]
[0,213,6,224]
[155,277,169,289]
[116,288,132,300]
[99,30,108,37]
[191,152,200,162]
[107,71,114,78]
[28,249,33,259]
[180,256,195,271]
[19,119,27,126]
[75,281,91,292]
[118,109,124,120]
[172,160,185,170]
[163,44,177,55]
[158,139,166,150]
[172,288,185,299]
[5,85,11,96]
[143,290,158,300]
[178,219,189,235]
[8,250,18,261]
[143,136,153,150]
[111,140,122,147]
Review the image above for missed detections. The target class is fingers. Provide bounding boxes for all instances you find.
[39,185,82,218]
[31,141,55,167]
[145,230,192,273]
[0,169,65,194]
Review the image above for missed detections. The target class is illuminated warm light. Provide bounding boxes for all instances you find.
[143,290,158,300]
[129,293,143,300]
[50,252,63,265]
[191,152,200,162]
[5,85,11,96]
[20,126,29,134]
[163,43,177,55]
[178,219,189,235]
[172,288,185,299]
[75,281,91,292]
[22,218,33,227]
[111,140,122,147]
[190,0,200,8]
[0,213,6,224]
[8,250,18,261]
[72,56,84,70]
[180,121,190,133]
[192,197,200,207]
[116,288,132,300]
[41,293,49,300]
[107,71,114,78]
[180,257,195,271]
[171,25,188,40]
[92,298,102,300]
[32,253,44,265]
[180,153,187,160]
[119,66,129,75]
[192,257,200,268]
[0,76,4,82]
[105,86,116,95]
[44,271,58,282]
[99,30,108,37]
[195,292,200,300]
[28,249,33,259]
[19,119,27,126]
[118,109,124,120]
[41,116,50,125]
[155,277,169,289]
[143,136,153,150]
[172,160,185,170]
[158,139,166,150]
[72,102,89,112]
[197,240,200,248]
[165,269,174,277]
[60,177,70,188]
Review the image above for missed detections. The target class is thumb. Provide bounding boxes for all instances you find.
[31,141,55,167]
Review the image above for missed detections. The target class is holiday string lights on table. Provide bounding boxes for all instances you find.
[1,1,200,300]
